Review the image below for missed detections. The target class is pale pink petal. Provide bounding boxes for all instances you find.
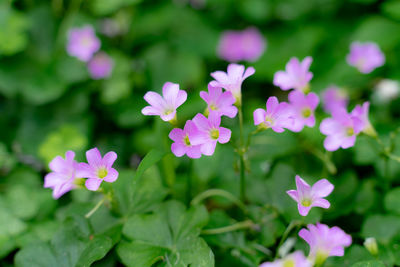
[243,66,255,79]
[341,135,356,149]
[253,108,266,125]
[273,71,292,90]
[86,148,102,167]
[227,63,245,78]
[192,113,210,131]
[210,71,229,84]
[162,82,179,105]
[311,179,334,198]
[85,178,103,191]
[201,141,217,156]
[104,168,118,182]
[186,145,202,158]
[141,106,161,116]
[311,198,330,209]
[298,204,312,216]
[266,97,279,114]
[160,111,176,122]
[324,135,343,151]
[286,190,299,202]
[169,128,184,142]
[208,111,221,127]
[175,90,187,107]
[171,142,186,157]
[102,151,117,168]
[218,127,231,144]
[76,162,95,178]
[144,91,165,109]
[49,156,66,173]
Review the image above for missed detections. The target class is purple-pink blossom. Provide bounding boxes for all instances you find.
[319,108,364,151]
[210,63,255,102]
[287,175,334,216]
[253,97,293,133]
[76,148,119,191]
[346,41,385,74]
[66,25,101,62]
[169,120,202,159]
[351,101,375,136]
[273,57,313,93]
[217,27,266,63]
[259,251,311,267]
[87,52,113,80]
[200,82,238,118]
[321,86,349,114]
[44,151,78,199]
[142,82,187,122]
[190,112,231,156]
[286,91,319,132]
[299,223,352,265]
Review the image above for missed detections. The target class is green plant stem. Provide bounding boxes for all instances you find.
[237,102,246,202]
[186,160,193,206]
[85,197,105,218]
[191,188,247,213]
[274,221,300,259]
[201,220,254,235]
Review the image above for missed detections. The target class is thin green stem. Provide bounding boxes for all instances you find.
[201,220,254,235]
[275,221,301,259]
[237,103,246,202]
[191,188,247,213]
[85,198,105,218]
[186,160,193,207]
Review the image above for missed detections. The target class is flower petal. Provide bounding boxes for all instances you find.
[85,178,103,191]
[86,148,102,167]
[104,168,118,182]
[312,179,334,198]
[102,151,117,168]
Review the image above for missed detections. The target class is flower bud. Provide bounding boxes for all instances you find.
[364,237,378,256]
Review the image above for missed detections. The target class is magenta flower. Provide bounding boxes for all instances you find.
[299,223,352,265]
[287,175,334,216]
[88,52,113,80]
[273,57,313,93]
[346,41,385,74]
[190,112,231,156]
[76,148,118,191]
[253,97,294,133]
[286,91,319,132]
[210,63,255,102]
[200,82,238,118]
[351,101,376,137]
[44,151,78,199]
[218,27,266,63]
[319,108,364,151]
[141,82,187,122]
[259,251,311,267]
[66,25,101,62]
[321,86,349,114]
[169,120,202,159]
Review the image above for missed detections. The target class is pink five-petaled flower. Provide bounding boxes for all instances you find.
[346,41,385,74]
[259,251,312,267]
[286,91,319,132]
[44,151,78,199]
[200,82,238,118]
[66,25,101,62]
[321,86,349,114]
[351,101,376,137]
[299,223,352,265]
[88,52,114,80]
[253,96,293,133]
[142,82,187,122]
[190,112,231,156]
[273,56,313,93]
[217,27,266,63]
[286,175,334,216]
[319,108,364,151]
[210,63,255,102]
[169,120,202,159]
[76,148,119,191]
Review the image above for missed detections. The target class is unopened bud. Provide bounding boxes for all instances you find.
[364,237,378,256]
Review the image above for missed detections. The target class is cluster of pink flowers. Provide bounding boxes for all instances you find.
[142,63,254,158]
[66,25,113,79]
[44,148,118,199]
[218,27,266,62]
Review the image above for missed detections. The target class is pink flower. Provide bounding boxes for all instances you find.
[287,175,334,216]
[346,41,385,74]
[319,108,364,151]
[200,82,238,118]
[142,82,187,122]
[259,251,311,267]
[321,86,349,114]
[218,27,266,62]
[273,57,313,93]
[210,63,255,101]
[190,112,231,156]
[44,151,78,199]
[286,91,319,132]
[66,25,101,62]
[169,120,202,159]
[351,102,375,136]
[87,52,113,79]
[299,223,352,265]
[76,148,119,191]
[253,97,293,133]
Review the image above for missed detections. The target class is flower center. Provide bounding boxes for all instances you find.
[301,198,312,207]
[283,259,295,267]
[184,135,191,146]
[209,104,218,111]
[98,167,108,179]
[302,108,312,118]
[265,116,273,125]
[164,109,174,115]
[210,129,219,140]
[346,127,354,136]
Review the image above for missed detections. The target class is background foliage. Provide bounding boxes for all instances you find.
[2,0,400,266]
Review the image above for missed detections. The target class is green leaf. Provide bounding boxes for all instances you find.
[76,235,113,267]
[384,187,400,214]
[362,214,400,243]
[351,261,386,267]
[117,241,166,267]
[90,0,142,16]
[134,149,165,182]
[381,0,400,20]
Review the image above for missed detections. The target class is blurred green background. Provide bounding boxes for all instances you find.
[2,0,400,266]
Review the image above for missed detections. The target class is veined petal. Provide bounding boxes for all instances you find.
[102,151,117,168]
[85,178,103,191]
[86,148,102,167]
[104,168,118,182]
